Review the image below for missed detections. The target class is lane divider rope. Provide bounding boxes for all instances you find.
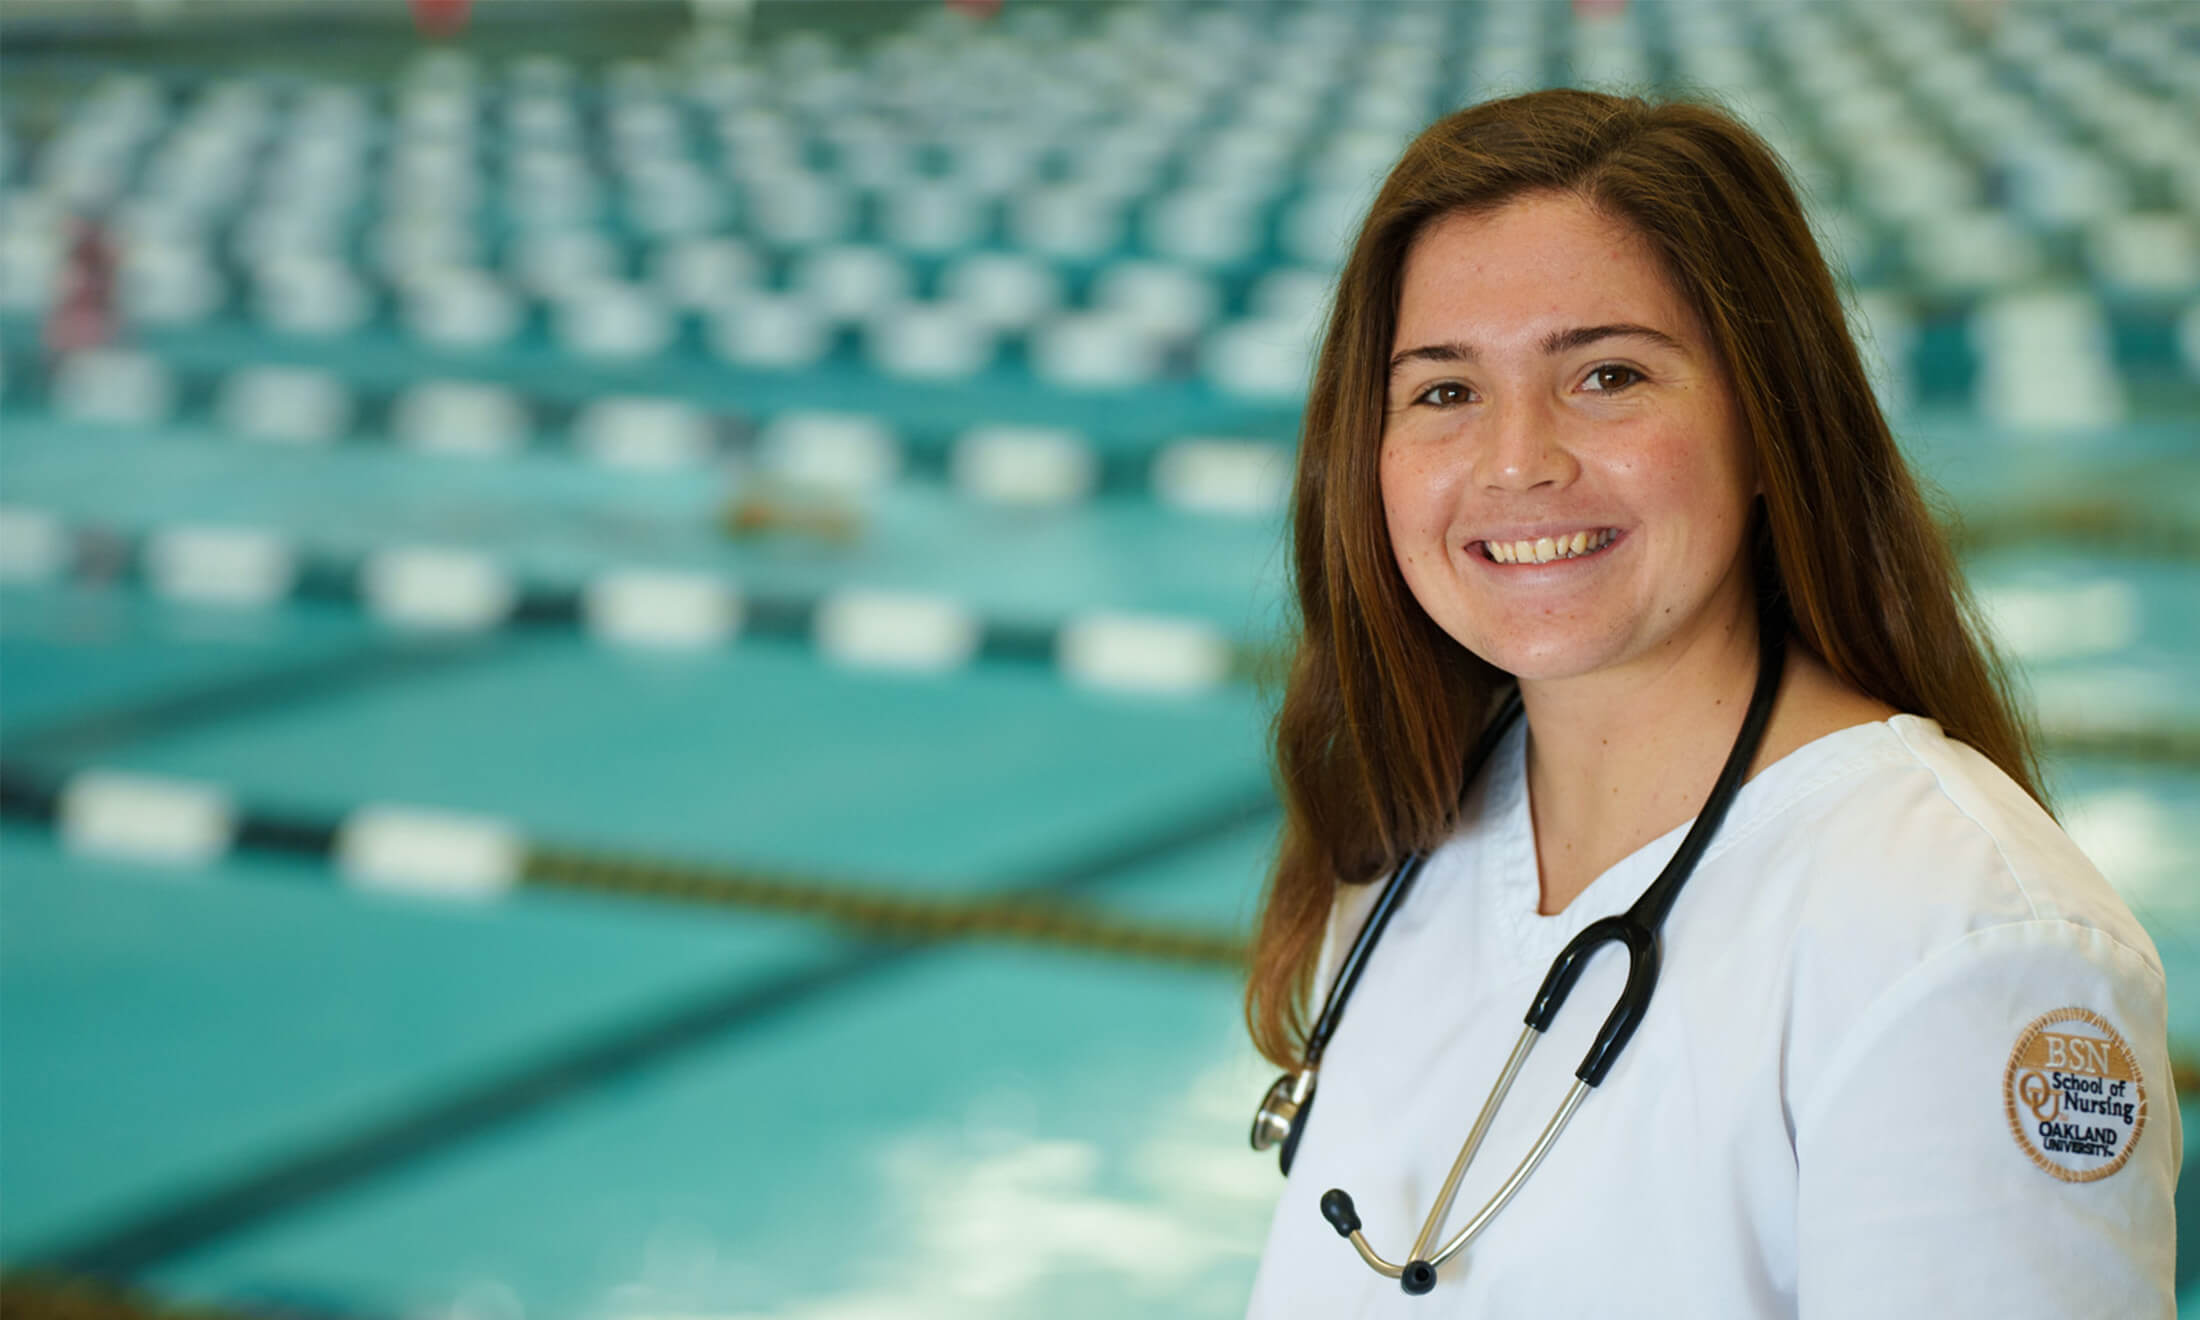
[1953,499,2200,561]
[0,763,1253,971]
[0,1271,347,1320]
[11,348,2196,556]
[8,342,1297,514]
[8,531,2195,767]
[5,505,2196,760]
[0,505,1283,694]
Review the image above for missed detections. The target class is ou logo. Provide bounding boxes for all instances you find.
[2017,1070,2061,1123]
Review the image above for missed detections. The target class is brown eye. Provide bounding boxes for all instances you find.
[1417,382,1470,406]
[1585,364,1643,392]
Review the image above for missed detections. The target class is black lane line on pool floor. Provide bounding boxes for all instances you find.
[0,629,515,768]
[14,783,1277,1283]
[25,943,921,1284]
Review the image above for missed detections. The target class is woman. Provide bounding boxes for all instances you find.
[1243,89,2176,1314]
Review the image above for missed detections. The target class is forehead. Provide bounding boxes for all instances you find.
[1393,194,1696,347]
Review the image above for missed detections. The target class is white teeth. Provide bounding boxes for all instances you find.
[1485,529,1614,564]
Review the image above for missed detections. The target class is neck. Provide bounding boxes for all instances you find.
[1517,591,1763,916]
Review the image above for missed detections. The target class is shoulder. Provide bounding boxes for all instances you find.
[1685,713,2166,1105]
[1762,723,2182,1311]
[1754,714,2160,980]
[1720,715,2172,1161]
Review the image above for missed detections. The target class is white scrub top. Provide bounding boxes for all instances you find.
[1248,714,2179,1317]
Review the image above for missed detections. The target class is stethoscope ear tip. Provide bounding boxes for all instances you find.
[1400,1261,1438,1295]
[1318,1188,1361,1237]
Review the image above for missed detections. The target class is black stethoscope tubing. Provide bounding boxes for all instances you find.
[1270,685,1525,1177]
[1255,597,1788,1276]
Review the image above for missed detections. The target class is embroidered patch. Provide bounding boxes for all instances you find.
[2003,1007,2146,1182]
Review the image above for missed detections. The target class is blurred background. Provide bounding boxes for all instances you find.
[0,0,2193,1316]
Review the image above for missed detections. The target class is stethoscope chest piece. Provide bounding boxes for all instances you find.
[1251,1068,1316,1174]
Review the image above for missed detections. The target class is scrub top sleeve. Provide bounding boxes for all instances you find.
[1792,919,2179,1318]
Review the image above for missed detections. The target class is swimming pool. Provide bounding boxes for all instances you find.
[3,1,2196,1315]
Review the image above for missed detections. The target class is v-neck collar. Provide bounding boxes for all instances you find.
[1473,713,1909,970]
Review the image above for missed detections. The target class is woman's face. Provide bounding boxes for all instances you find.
[1379,191,1758,689]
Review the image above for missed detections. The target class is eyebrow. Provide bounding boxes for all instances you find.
[1388,323,1690,375]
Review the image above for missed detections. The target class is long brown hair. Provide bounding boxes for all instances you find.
[1245,88,2043,1070]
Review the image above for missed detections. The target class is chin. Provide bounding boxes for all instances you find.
[1451,626,1628,685]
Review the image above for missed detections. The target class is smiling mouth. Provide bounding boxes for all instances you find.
[1477,529,1620,565]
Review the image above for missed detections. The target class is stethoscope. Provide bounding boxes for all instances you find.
[1250,603,1787,1296]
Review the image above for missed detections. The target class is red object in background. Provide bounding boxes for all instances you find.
[411,0,472,37]
[945,0,1004,16]
[42,218,117,363]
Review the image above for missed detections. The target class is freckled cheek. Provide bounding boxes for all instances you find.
[1380,446,1460,545]
[1604,433,1704,507]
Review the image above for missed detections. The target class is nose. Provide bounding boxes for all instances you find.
[1474,395,1580,492]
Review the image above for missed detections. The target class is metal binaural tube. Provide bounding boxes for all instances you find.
[1405,1023,1541,1264]
[1346,1230,1406,1279]
[1322,1189,1405,1277]
[1428,1080,1592,1269]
